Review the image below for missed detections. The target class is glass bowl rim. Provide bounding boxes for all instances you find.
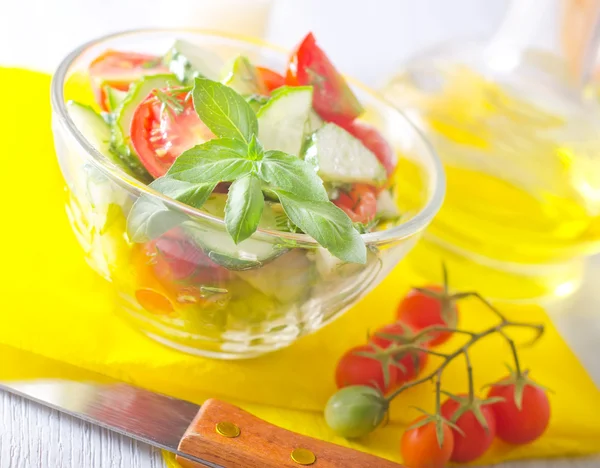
[51,28,445,245]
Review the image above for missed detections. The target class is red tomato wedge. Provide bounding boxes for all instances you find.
[256,66,285,93]
[286,33,364,126]
[130,89,213,178]
[89,50,168,111]
[334,184,378,224]
[343,121,396,175]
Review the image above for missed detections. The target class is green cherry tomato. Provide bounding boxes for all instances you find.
[324,385,388,438]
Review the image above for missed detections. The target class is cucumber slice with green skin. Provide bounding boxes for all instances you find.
[222,55,268,96]
[183,194,287,271]
[67,101,138,179]
[235,249,313,303]
[376,189,401,220]
[103,86,128,112]
[303,123,387,186]
[110,74,177,183]
[164,39,223,84]
[257,86,313,156]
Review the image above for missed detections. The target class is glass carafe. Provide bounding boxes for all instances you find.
[381,0,600,306]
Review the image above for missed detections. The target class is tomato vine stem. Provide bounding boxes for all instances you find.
[383,302,544,404]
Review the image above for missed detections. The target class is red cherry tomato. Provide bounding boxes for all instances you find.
[371,323,428,387]
[335,344,398,394]
[487,377,551,445]
[134,230,232,313]
[89,50,168,111]
[256,66,285,93]
[401,417,454,468]
[148,233,232,286]
[286,33,363,126]
[343,121,396,176]
[333,184,378,224]
[441,396,496,463]
[396,286,458,346]
[130,89,213,178]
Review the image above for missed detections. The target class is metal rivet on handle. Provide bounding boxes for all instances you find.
[291,448,316,465]
[215,421,240,438]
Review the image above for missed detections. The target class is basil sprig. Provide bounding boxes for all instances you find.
[128,77,366,264]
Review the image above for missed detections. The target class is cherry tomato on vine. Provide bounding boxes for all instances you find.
[370,323,428,386]
[333,184,378,224]
[89,50,167,111]
[130,88,213,177]
[401,417,454,468]
[286,32,363,126]
[256,66,285,92]
[486,375,551,445]
[324,385,388,438]
[335,344,398,393]
[343,121,396,176]
[396,286,458,346]
[440,395,496,463]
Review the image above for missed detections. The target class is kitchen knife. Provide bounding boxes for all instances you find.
[0,348,402,468]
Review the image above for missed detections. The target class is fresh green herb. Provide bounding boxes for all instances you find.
[153,88,185,116]
[274,190,366,264]
[128,77,367,264]
[167,138,255,183]
[258,150,329,201]
[225,173,265,244]
[149,177,217,208]
[200,286,229,295]
[192,77,258,143]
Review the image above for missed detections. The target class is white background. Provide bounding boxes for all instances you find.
[1,1,599,466]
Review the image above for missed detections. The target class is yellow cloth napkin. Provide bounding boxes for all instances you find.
[1,68,599,466]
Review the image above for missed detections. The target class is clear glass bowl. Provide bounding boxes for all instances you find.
[51,29,445,359]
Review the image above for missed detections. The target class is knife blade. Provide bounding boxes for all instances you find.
[0,347,402,467]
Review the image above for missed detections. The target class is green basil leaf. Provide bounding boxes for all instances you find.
[248,134,264,160]
[127,196,189,243]
[258,150,328,202]
[275,190,366,263]
[225,173,265,244]
[150,177,217,208]
[167,138,255,183]
[192,77,258,143]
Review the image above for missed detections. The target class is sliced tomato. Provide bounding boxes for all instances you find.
[343,121,396,176]
[149,233,232,286]
[256,66,285,93]
[334,184,378,224]
[89,50,168,111]
[130,89,213,178]
[134,229,233,313]
[286,33,363,126]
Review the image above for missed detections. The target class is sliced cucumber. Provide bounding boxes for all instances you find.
[235,249,313,303]
[222,55,268,96]
[257,86,313,156]
[111,74,177,182]
[67,101,138,178]
[183,194,286,270]
[103,86,127,112]
[303,123,387,186]
[164,39,223,84]
[376,189,401,220]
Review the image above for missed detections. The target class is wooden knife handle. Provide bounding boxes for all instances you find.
[176,398,402,468]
